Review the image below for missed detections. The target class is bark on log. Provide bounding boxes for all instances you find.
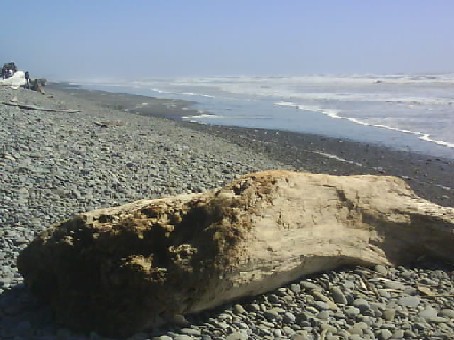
[17,170,454,337]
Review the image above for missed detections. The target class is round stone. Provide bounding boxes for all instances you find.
[313,300,329,310]
[348,335,363,340]
[291,332,310,340]
[264,309,279,321]
[225,332,248,340]
[317,311,330,320]
[378,289,391,298]
[353,298,370,312]
[180,328,201,336]
[320,323,337,333]
[419,307,438,320]
[383,281,406,290]
[300,281,321,291]
[383,309,396,321]
[244,303,260,312]
[267,294,280,304]
[439,309,454,318]
[174,336,193,340]
[345,306,361,318]
[392,329,405,339]
[234,304,246,314]
[283,326,295,336]
[377,328,393,340]
[398,295,421,308]
[290,283,301,293]
[348,325,364,335]
[374,264,388,275]
[283,312,296,323]
[330,287,347,305]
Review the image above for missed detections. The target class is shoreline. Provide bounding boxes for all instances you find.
[49,82,454,207]
[60,80,454,161]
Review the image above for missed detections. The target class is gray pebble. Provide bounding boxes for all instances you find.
[245,303,260,312]
[300,281,321,291]
[348,335,363,340]
[392,329,405,338]
[290,283,301,293]
[267,294,280,304]
[374,264,388,275]
[316,310,330,320]
[377,328,393,340]
[397,295,420,308]
[273,329,282,337]
[439,309,454,318]
[180,327,201,336]
[292,333,310,340]
[225,331,248,340]
[383,280,407,290]
[383,309,396,321]
[233,304,246,314]
[330,286,347,304]
[404,330,418,338]
[345,306,361,318]
[313,301,329,310]
[173,336,194,340]
[418,307,438,320]
[283,311,296,323]
[378,289,391,298]
[353,298,370,312]
[348,326,364,335]
[283,326,295,336]
[343,280,356,290]
[264,309,279,321]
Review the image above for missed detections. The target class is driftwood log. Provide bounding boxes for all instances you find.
[17,170,454,337]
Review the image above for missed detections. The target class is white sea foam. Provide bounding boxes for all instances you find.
[181,92,215,98]
[274,101,299,108]
[161,75,454,104]
[274,100,454,149]
[435,184,452,191]
[182,113,221,120]
[419,134,454,148]
[291,103,342,119]
[150,88,172,94]
[312,151,363,167]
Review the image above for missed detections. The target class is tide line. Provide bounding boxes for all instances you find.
[312,151,363,167]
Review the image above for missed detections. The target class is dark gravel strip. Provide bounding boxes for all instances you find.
[181,123,454,207]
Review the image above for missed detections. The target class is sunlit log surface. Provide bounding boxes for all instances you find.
[18,170,454,337]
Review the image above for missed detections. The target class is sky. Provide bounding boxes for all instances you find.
[1,1,453,81]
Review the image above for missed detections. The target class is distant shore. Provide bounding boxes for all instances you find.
[49,82,454,207]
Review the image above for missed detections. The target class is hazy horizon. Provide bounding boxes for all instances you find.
[1,1,453,81]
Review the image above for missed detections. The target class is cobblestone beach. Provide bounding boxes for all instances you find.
[0,85,453,339]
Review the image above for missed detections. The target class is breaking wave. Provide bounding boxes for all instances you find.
[274,101,454,149]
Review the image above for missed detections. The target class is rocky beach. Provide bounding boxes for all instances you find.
[0,85,453,339]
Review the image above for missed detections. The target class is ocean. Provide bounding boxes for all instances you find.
[73,74,454,159]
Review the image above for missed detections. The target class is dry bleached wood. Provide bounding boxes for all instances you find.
[18,170,454,337]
